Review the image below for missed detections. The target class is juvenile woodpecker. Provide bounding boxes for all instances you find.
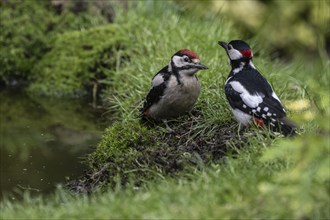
[141,49,208,127]
[218,40,297,136]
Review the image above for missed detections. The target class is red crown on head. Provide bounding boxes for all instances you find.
[240,49,253,59]
[179,49,200,60]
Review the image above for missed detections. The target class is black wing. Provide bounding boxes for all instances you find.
[142,82,166,113]
[141,67,171,114]
[225,68,286,120]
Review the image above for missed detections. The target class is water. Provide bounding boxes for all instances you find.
[0,89,106,200]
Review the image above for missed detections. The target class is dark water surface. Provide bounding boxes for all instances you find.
[0,89,106,201]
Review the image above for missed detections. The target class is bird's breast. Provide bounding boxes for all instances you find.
[148,75,200,119]
[166,75,201,102]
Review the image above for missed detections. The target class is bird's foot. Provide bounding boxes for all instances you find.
[162,120,175,134]
[188,111,201,122]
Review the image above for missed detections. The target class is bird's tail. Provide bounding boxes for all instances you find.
[275,117,298,137]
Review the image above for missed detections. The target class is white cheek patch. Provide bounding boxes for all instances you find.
[229,81,264,108]
[172,55,185,67]
[152,74,164,87]
[228,49,243,60]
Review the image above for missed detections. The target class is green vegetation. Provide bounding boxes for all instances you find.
[0,0,111,94]
[0,0,329,219]
[213,0,330,58]
[1,116,328,218]
[29,25,127,96]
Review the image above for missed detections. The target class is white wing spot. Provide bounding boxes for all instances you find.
[273,113,276,116]
[264,107,269,112]
[252,109,256,113]
[152,74,164,87]
[267,112,272,117]
[271,118,276,122]
[229,81,263,108]
[270,122,275,127]
[243,104,247,108]
[257,107,261,112]
[262,114,266,119]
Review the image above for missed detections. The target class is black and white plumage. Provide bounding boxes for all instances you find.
[141,49,208,123]
[218,40,297,136]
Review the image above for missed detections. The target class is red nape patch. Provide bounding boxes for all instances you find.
[179,49,200,59]
[240,49,252,59]
[253,117,265,127]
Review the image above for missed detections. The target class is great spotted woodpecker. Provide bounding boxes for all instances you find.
[218,40,297,136]
[141,49,208,129]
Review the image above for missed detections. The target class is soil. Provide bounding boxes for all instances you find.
[66,111,248,194]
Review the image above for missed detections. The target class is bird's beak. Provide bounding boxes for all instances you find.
[195,62,208,70]
[218,41,228,50]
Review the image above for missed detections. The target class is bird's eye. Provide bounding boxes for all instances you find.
[228,45,233,50]
[184,57,190,62]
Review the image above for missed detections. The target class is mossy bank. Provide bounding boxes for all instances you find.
[0,1,329,219]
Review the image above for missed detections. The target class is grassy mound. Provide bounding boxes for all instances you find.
[0,1,329,219]
[67,114,247,193]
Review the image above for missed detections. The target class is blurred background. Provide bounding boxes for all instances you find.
[0,0,329,202]
[0,0,329,89]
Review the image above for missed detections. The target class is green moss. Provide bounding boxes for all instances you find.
[28,25,127,96]
[0,1,49,82]
[0,0,110,86]
[67,114,246,193]
[90,122,151,164]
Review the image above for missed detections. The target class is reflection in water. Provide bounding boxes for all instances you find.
[0,89,106,200]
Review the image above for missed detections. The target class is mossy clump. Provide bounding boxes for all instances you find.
[0,0,112,87]
[28,25,128,96]
[67,112,246,193]
[0,1,50,85]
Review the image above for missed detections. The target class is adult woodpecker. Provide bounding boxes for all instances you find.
[218,40,297,136]
[141,49,208,130]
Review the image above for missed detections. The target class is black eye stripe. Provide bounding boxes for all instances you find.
[177,64,197,70]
